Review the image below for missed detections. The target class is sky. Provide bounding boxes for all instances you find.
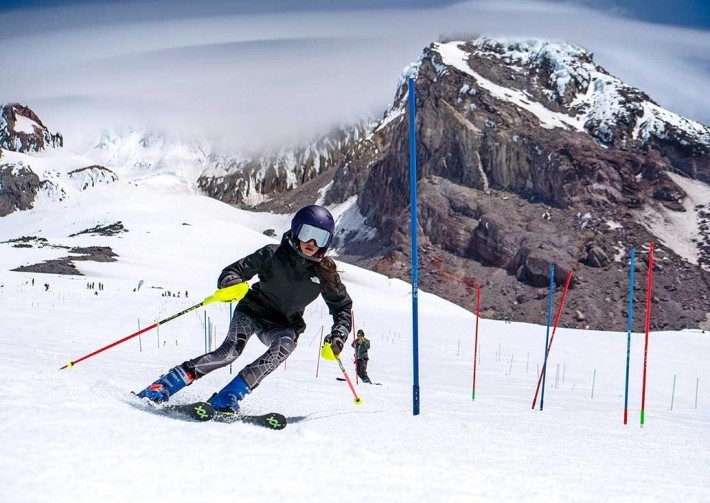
[0,0,709,151]
[1,145,710,502]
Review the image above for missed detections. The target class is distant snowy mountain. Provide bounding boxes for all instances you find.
[444,39,710,151]
[87,129,210,187]
[0,109,373,210]
[196,121,375,206]
[0,123,214,216]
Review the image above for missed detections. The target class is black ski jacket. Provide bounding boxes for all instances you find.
[218,233,352,336]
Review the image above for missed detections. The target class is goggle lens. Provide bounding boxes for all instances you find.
[297,224,332,247]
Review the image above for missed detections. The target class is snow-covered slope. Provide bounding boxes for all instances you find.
[0,173,708,502]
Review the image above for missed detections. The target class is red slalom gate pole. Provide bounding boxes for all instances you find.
[60,284,249,370]
[532,270,573,409]
[640,242,655,426]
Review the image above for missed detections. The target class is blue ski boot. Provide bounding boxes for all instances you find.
[137,365,194,404]
[208,375,250,413]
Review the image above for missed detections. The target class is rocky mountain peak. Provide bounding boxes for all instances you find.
[425,38,709,179]
[237,36,710,331]
[0,103,63,153]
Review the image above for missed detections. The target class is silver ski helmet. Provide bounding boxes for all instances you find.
[290,205,335,257]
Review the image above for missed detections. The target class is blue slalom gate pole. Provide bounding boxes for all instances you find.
[624,248,636,424]
[408,77,420,416]
[539,264,556,411]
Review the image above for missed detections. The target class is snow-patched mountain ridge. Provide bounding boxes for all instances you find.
[430,38,710,149]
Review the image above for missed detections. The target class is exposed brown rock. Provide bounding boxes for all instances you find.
[240,39,710,331]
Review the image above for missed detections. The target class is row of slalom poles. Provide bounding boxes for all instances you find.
[60,284,249,370]
[640,242,655,426]
[623,248,636,424]
[532,267,573,411]
[471,284,482,401]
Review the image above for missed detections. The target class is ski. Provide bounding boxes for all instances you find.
[128,397,216,422]
[166,401,215,421]
[336,377,381,385]
[213,411,288,430]
[130,396,286,428]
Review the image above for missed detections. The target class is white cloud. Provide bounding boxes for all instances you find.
[0,0,708,150]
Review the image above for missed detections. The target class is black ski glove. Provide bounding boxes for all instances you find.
[324,326,349,356]
[219,274,242,289]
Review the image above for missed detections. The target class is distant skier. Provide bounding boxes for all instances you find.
[352,329,372,383]
[136,205,353,412]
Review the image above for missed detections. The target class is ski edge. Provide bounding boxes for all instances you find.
[213,411,288,430]
[166,401,215,422]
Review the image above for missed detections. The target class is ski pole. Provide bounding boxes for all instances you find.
[60,283,249,370]
[321,342,362,404]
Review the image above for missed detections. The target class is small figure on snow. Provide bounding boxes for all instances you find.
[136,205,353,413]
[352,329,372,384]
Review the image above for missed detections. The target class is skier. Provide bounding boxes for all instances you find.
[136,205,353,413]
[352,329,372,383]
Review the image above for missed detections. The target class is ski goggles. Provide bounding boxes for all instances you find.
[296,224,332,247]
